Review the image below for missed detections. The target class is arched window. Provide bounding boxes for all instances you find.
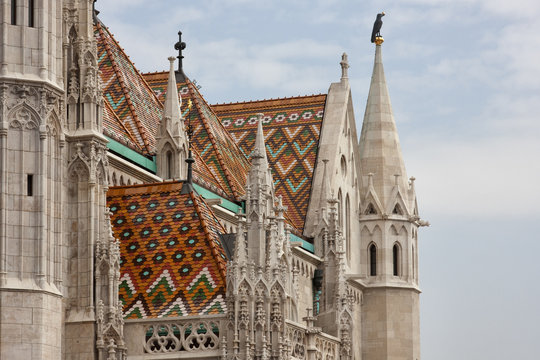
[369,244,377,276]
[393,244,400,276]
[166,150,173,179]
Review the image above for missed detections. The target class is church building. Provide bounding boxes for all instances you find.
[0,1,427,359]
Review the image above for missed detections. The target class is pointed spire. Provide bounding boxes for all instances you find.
[244,113,273,267]
[163,57,182,127]
[359,42,409,208]
[247,113,272,189]
[252,113,268,166]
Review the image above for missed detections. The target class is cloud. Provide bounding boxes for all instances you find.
[407,133,540,218]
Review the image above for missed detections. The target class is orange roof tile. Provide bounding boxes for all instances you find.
[143,71,250,202]
[108,181,228,319]
[213,95,327,232]
[96,21,163,154]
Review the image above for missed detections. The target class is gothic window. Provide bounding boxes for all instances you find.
[166,150,173,179]
[365,203,377,215]
[11,0,17,25]
[27,174,33,196]
[393,243,400,276]
[369,244,377,276]
[341,155,347,177]
[28,0,34,27]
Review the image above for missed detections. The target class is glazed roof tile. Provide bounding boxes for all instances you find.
[212,95,327,231]
[144,71,250,201]
[108,182,228,319]
[96,21,163,154]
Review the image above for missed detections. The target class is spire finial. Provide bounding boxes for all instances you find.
[340,53,349,81]
[161,56,182,133]
[174,31,186,72]
[174,31,187,82]
[252,113,267,161]
[371,12,385,45]
[180,84,195,194]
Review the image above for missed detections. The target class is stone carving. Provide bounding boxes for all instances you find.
[95,209,126,359]
[144,319,221,353]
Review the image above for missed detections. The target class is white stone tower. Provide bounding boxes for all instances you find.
[1,1,124,358]
[0,1,65,358]
[358,36,424,359]
[155,57,188,180]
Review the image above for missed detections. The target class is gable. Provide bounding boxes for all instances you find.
[212,95,327,232]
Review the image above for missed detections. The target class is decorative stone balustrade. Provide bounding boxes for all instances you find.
[285,320,340,360]
[123,315,340,359]
[123,314,225,358]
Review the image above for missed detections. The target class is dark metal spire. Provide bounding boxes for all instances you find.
[180,107,194,194]
[174,31,187,82]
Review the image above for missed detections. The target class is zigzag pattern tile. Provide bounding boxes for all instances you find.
[108,182,227,319]
[96,22,163,154]
[144,73,250,201]
[213,96,327,231]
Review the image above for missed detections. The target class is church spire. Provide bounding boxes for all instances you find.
[163,56,182,126]
[358,41,409,208]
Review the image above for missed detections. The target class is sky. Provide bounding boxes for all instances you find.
[96,1,540,358]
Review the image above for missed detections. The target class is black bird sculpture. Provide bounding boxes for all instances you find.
[371,12,385,43]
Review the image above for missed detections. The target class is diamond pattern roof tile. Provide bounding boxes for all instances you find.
[96,21,163,154]
[212,95,327,232]
[108,182,228,319]
[143,71,250,202]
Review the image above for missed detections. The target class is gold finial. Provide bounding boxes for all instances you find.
[375,36,384,45]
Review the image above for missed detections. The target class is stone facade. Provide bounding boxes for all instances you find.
[0,1,426,359]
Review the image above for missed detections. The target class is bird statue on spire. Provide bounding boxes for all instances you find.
[371,12,385,43]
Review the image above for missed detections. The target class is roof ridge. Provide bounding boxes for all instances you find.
[191,147,231,198]
[103,100,142,149]
[108,179,183,191]
[142,70,168,76]
[189,192,227,284]
[212,93,327,107]
[97,21,153,154]
[188,81,247,200]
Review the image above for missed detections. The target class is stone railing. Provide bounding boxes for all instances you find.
[124,315,340,359]
[124,314,225,359]
[314,332,340,360]
[285,320,340,360]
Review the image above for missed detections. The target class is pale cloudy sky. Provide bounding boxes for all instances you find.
[96,1,540,358]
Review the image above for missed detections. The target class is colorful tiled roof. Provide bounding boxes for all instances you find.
[144,72,250,201]
[96,21,163,154]
[108,182,228,319]
[212,95,327,231]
